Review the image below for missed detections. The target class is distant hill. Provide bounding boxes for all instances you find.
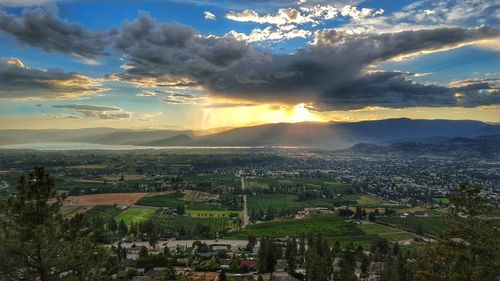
[0,118,499,149]
[345,135,500,158]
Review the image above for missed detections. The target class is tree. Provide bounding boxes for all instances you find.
[139,246,149,258]
[219,269,228,281]
[0,167,109,281]
[118,219,128,237]
[414,182,500,281]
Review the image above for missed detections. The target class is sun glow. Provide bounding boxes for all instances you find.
[198,101,327,129]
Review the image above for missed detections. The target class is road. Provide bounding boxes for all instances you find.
[241,173,249,228]
[0,181,9,190]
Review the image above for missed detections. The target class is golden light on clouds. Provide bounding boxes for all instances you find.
[199,102,327,129]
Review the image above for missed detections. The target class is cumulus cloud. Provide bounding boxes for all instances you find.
[339,0,500,35]
[161,92,204,105]
[0,58,105,100]
[112,13,265,87]
[0,9,116,59]
[224,3,383,42]
[204,11,216,20]
[53,104,132,119]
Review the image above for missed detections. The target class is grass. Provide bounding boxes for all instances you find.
[154,213,234,237]
[247,194,306,214]
[226,214,362,239]
[84,205,124,222]
[137,191,240,211]
[136,192,185,207]
[114,206,158,224]
[358,223,417,242]
[377,215,445,236]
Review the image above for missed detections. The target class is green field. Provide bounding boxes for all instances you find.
[84,205,124,222]
[114,206,158,224]
[377,215,445,236]
[358,223,417,241]
[186,209,242,218]
[227,214,363,239]
[153,212,234,238]
[137,191,240,211]
[136,192,185,207]
[248,194,306,214]
[247,177,350,193]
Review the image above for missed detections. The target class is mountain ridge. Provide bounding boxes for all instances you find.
[1,118,499,149]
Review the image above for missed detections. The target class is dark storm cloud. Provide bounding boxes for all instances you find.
[53,104,132,119]
[111,18,500,109]
[202,26,500,109]
[0,9,116,59]
[0,58,104,99]
[113,13,266,87]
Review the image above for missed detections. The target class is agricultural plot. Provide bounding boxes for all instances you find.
[184,190,218,202]
[247,194,306,215]
[84,205,124,221]
[153,212,233,238]
[114,206,158,224]
[65,192,146,205]
[345,194,400,208]
[137,191,240,211]
[61,205,94,217]
[227,214,363,239]
[186,209,242,218]
[247,177,351,193]
[136,192,185,207]
[377,215,445,236]
[357,223,417,242]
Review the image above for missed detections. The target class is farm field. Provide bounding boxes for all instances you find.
[84,205,124,221]
[186,209,242,218]
[61,205,93,217]
[137,191,238,211]
[65,192,147,205]
[226,214,362,239]
[136,191,185,207]
[377,215,445,236]
[153,212,234,238]
[345,194,401,208]
[247,194,306,214]
[246,177,351,192]
[358,223,417,242]
[114,206,158,224]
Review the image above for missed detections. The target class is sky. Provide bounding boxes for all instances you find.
[0,0,498,130]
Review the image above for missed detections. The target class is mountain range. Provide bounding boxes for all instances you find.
[1,118,499,149]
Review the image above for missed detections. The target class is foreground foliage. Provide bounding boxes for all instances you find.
[0,167,110,281]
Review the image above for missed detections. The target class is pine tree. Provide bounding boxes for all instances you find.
[0,167,109,280]
[414,182,500,281]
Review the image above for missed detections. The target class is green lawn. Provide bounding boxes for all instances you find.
[114,206,158,224]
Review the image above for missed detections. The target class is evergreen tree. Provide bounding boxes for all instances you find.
[414,182,500,281]
[0,167,109,280]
